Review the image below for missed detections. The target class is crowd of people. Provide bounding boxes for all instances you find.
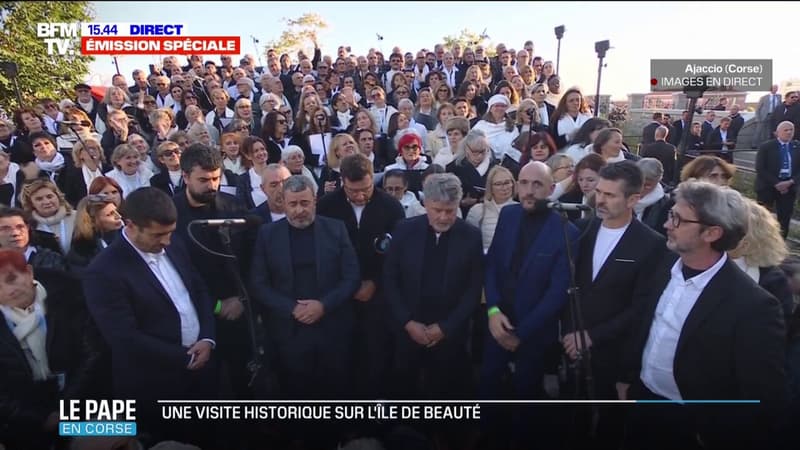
[0,38,799,450]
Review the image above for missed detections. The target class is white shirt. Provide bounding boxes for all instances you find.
[351,203,365,227]
[122,228,201,347]
[640,253,728,400]
[592,223,629,281]
[270,211,286,222]
[248,168,267,207]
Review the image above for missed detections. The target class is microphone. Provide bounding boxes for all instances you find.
[189,216,264,227]
[58,120,91,127]
[535,199,592,212]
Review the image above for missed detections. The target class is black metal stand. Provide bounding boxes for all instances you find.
[674,90,706,186]
[216,225,264,388]
[593,57,604,118]
[555,26,565,75]
[559,212,598,438]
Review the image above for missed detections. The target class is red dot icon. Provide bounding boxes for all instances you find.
[650,78,658,86]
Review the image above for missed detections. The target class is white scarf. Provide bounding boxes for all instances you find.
[0,282,51,381]
[474,152,492,177]
[82,164,102,190]
[634,183,665,220]
[223,156,245,175]
[2,162,19,203]
[36,151,65,174]
[78,99,95,113]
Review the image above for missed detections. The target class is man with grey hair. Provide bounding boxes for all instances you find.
[620,180,785,450]
[641,125,677,184]
[383,173,483,399]
[635,158,673,236]
[250,174,360,399]
[480,161,578,447]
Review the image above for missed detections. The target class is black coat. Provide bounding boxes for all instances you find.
[564,218,665,396]
[641,141,677,184]
[446,157,497,216]
[59,162,113,208]
[622,253,786,448]
[317,187,405,284]
[640,192,673,236]
[641,122,660,146]
[149,170,184,197]
[0,269,106,447]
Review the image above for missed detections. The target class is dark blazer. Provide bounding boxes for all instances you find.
[640,192,673,236]
[485,205,579,343]
[755,139,800,193]
[623,253,786,448]
[383,215,484,338]
[641,122,660,146]
[317,187,405,284]
[149,170,183,197]
[641,140,677,183]
[670,119,688,146]
[446,157,497,215]
[83,234,216,401]
[564,218,665,395]
[249,216,360,343]
[700,120,715,143]
[59,162,113,207]
[728,113,745,141]
[0,269,105,445]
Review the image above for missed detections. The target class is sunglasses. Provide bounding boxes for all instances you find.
[161,150,180,157]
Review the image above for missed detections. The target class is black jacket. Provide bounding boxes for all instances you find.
[317,187,405,284]
[149,170,184,197]
[446,157,497,216]
[59,162,113,208]
[640,192,673,236]
[641,141,677,184]
[0,269,106,447]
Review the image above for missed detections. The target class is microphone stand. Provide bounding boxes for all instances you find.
[558,211,598,441]
[216,225,266,391]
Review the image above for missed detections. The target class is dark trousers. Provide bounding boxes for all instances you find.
[757,187,797,238]
[216,316,254,399]
[353,298,392,398]
[276,326,352,400]
[391,331,472,399]
[623,380,701,450]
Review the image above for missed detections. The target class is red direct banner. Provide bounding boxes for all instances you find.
[81,36,241,55]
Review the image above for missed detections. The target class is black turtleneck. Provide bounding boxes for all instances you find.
[503,207,550,319]
[289,221,318,300]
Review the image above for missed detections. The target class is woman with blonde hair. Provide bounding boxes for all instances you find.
[426,103,455,157]
[729,199,794,320]
[465,165,518,252]
[20,178,76,254]
[67,194,123,272]
[680,155,736,187]
[318,133,358,197]
[55,107,101,153]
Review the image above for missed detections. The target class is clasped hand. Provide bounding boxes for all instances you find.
[293,299,324,324]
[405,321,444,348]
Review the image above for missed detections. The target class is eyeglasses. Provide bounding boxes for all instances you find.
[161,150,181,157]
[492,180,514,187]
[467,146,488,155]
[144,100,156,105]
[668,209,709,228]
[402,144,420,151]
[554,164,574,172]
[86,194,114,204]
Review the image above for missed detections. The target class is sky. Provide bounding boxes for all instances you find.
[87,1,797,102]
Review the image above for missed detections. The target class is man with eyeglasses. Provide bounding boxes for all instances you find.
[755,121,800,239]
[618,180,785,450]
[559,161,665,449]
[317,153,405,398]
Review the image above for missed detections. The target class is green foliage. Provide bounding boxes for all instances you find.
[265,13,327,58]
[442,28,489,52]
[0,1,95,111]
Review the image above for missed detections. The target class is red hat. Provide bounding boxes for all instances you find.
[397,131,422,151]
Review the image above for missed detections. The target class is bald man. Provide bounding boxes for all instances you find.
[756,121,800,238]
[641,126,677,184]
[480,161,579,445]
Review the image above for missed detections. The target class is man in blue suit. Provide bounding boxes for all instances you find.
[250,175,360,400]
[480,161,579,445]
[83,187,217,447]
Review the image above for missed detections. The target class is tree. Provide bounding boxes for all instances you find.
[442,28,491,52]
[265,13,328,59]
[0,1,95,111]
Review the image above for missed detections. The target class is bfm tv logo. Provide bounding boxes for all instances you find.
[59,400,137,436]
[37,23,80,56]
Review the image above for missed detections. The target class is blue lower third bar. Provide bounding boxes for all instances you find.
[636,400,760,404]
[59,421,137,436]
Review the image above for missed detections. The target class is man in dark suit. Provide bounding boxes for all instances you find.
[560,161,665,449]
[619,181,785,450]
[640,112,663,146]
[249,163,290,224]
[479,162,579,447]
[705,117,736,163]
[727,104,745,142]
[171,143,252,400]
[250,175,360,399]
[755,121,800,239]
[771,91,800,140]
[384,172,483,399]
[700,110,716,143]
[670,111,690,146]
[83,187,217,446]
[641,126,677,183]
[0,252,105,450]
[318,154,405,398]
